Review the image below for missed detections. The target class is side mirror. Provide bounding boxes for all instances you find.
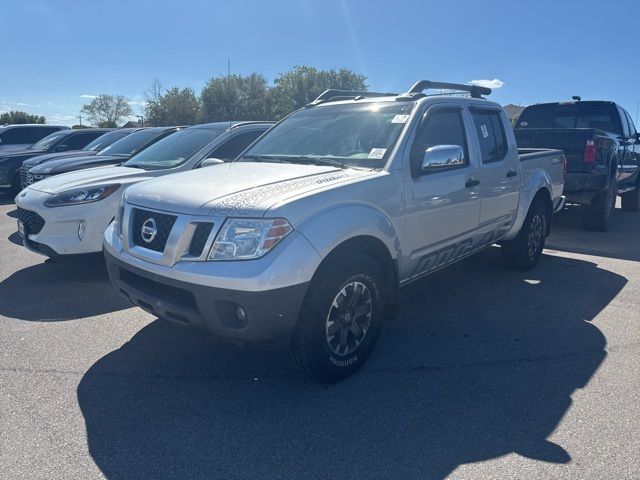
[421,145,465,172]
[54,144,70,152]
[199,157,224,168]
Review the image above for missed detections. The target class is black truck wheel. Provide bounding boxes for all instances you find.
[291,251,385,383]
[621,184,640,212]
[582,177,617,231]
[501,198,548,270]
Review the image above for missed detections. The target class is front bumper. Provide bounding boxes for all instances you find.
[15,187,118,255]
[105,248,308,341]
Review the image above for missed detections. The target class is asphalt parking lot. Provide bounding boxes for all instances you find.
[0,193,638,480]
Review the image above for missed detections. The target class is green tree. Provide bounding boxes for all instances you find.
[81,94,133,127]
[200,73,270,122]
[144,83,201,126]
[0,111,46,124]
[270,66,368,119]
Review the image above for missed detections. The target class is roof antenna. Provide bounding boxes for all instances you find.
[572,96,581,101]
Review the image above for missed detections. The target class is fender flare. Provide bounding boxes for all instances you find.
[503,169,553,241]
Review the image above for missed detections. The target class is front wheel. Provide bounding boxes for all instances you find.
[291,252,385,383]
[501,199,548,270]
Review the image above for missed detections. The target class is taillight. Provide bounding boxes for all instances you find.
[584,140,596,163]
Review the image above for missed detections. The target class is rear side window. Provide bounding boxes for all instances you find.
[0,127,59,145]
[471,110,507,163]
[410,109,468,175]
[617,107,630,138]
[209,130,265,160]
[624,110,637,137]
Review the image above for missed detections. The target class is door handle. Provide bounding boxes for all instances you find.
[465,177,480,188]
[506,169,518,178]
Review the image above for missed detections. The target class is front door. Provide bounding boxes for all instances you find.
[402,104,481,281]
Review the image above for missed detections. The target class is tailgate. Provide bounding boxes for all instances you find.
[515,128,591,173]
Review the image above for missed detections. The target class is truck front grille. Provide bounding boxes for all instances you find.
[20,165,30,188]
[188,222,214,257]
[131,208,177,253]
[17,207,45,234]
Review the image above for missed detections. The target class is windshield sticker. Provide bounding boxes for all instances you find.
[391,114,410,124]
[480,124,489,138]
[368,148,387,159]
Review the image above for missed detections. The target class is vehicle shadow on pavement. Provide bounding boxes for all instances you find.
[547,203,640,262]
[0,254,131,321]
[77,247,625,479]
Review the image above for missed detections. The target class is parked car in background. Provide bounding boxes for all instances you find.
[0,128,110,194]
[102,81,565,382]
[0,124,68,154]
[515,100,640,230]
[20,128,137,188]
[15,121,272,258]
[23,127,180,187]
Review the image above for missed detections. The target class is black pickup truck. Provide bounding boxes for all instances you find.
[514,100,640,231]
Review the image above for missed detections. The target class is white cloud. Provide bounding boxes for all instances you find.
[80,94,97,99]
[47,114,78,126]
[128,100,147,106]
[469,79,505,90]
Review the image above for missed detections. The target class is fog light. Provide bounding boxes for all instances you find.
[78,221,86,240]
[234,305,248,325]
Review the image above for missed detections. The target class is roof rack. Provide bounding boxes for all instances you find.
[306,89,397,107]
[229,121,275,129]
[396,81,492,100]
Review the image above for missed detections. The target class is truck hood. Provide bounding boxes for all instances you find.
[125,162,376,216]
[27,165,149,194]
[29,154,127,175]
[22,150,97,168]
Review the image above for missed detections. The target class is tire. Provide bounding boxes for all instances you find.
[291,251,386,383]
[582,177,617,231]
[501,198,548,270]
[621,185,640,212]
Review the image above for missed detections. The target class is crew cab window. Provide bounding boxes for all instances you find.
[624,110,637,137]
[471,110,507,163]
[617,107,630,138]
[410,109,468,175]
[209,130,264,160]
[516,102,622,134]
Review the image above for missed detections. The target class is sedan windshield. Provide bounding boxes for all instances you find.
[240,102,414,168]
[82,130,131,151]
[29,132,67,151]
[124,128,225,170]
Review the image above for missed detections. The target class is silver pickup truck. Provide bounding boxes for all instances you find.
[104,81,565,382]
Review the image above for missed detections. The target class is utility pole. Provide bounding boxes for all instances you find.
[137,115,144,127]
[78,115,82,126]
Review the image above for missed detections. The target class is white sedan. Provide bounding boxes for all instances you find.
[14,122,271,258]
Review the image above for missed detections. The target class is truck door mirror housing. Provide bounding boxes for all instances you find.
[421,145,465,172]
[54,144,70,152]
[200,157,224,168]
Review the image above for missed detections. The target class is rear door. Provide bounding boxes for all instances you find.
[471,107,520,241]
[402,104,481,280]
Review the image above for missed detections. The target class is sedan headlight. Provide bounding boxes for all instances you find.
[44,184,120,207]
[208,218,292,260]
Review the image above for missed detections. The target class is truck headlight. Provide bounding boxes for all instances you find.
[44,184,120,207]
[208,218,292,260]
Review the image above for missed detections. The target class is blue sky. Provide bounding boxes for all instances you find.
[3,0,639,125]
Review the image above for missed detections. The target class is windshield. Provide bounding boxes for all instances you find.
[124,128,225,170]
[29,132,67,150]
[516,102,622,134]
[240,102,414,168]
[98,129,168,156]
[82,130,131,151]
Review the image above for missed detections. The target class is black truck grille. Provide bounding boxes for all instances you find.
[17,207,45,234]
[131,208,177,253]
[188,222,214,257]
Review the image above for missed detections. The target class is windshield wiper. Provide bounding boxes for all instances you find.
[241,154,293,164]
[283,155,350,169]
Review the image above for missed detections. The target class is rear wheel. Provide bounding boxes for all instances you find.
[501,198,548,270]
[582,177,617,231]
[291,252,385,383]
